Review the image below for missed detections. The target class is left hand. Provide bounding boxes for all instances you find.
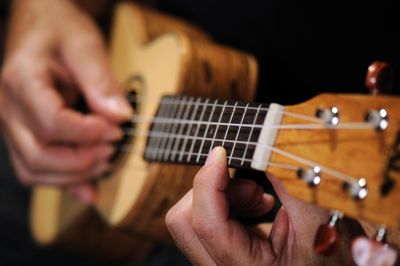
[166,147,360,266]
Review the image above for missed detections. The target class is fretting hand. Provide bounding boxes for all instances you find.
[166,147,364,265]
[0,0,132,203]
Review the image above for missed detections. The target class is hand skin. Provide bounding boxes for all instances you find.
[0,0,132,203]
[166,147,364,266]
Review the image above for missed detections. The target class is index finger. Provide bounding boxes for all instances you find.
[3,62,122,144]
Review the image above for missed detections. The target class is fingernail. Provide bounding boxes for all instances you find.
[98,146,115,160]
[105,96,133,119]
[205,146,226,166]
[103,127,123,142]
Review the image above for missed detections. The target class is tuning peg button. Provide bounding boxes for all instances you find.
[314,211,343,256]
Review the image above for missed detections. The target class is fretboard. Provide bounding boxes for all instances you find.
[144,95,269,169]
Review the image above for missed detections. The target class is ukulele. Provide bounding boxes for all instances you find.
[30,2,400,261]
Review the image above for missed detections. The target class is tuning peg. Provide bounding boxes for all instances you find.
[352,226,398,266]
[365,61,394,95]
[314,211,343,256]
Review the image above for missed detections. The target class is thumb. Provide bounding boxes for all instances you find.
[61,32,133,123]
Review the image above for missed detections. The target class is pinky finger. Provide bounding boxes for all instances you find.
[8,146,95,186]
[66,183,97,204]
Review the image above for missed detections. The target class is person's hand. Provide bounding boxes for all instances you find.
[166,147,363,265]
[0,0,132,203]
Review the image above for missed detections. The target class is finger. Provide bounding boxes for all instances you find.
[352,237,398,266]
[2,58,123,144]
[61,30,133,122]
[67,183,97,204]
[8,145,108,186]
[3,115,114,174]
[266,174,330,242]
[192,147,275,265]
[165,190,215,266]
[227,178,275,217]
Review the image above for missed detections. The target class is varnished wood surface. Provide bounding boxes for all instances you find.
[268,93,400,228]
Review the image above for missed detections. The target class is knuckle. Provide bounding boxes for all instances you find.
[14,167,34,186]
[37,120,57,142]
[1,63,17,90]
[71,33,103,51]
[192,218,216,242]
[74,152,97,173]
[22,149,42,172]
[1,53,32,90]
[165,206,182,231]
[165,202,192,235]
[19,175,34,186]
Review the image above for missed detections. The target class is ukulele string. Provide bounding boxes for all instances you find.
[123,115,375,131]
[118,129,358,184]
[126,96,375,130]
[119,96,374,184]
[128,95,322,123]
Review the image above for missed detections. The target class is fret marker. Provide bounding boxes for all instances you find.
[251,103,284,171]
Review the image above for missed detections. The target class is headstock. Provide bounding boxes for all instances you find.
[267,92,400,228]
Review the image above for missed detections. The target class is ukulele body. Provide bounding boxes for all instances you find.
[30,3,258,260]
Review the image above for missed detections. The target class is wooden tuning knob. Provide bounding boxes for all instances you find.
[314,212,343,256]
[365,61,394,95]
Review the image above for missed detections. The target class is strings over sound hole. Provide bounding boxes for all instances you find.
[106,91,137,175]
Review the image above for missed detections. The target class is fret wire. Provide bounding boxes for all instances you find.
[187,99,209,162]
[170,97,195,161]
[194,99,218,163]
[229,103,249,165]
[145,97,170,160]
[143,131,357,183]
[145,117,265,128]
[206,100,228,160]
[143,130,257,148]
[140,96,321,123]
[155,97,182,160]
[219,102,238,162]
[241,104,263,165]
[140,118,373,130]
[162,96,188,161]
[178,98,202,162]
[145,146,246,162]
[193,98,214,163]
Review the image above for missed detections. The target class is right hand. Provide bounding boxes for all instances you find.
[0,0,132,203]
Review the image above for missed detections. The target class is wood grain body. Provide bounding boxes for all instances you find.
[30,2,258,260]
[268,94,400,228]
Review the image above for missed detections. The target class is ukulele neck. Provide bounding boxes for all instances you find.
[144,95,284,170]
